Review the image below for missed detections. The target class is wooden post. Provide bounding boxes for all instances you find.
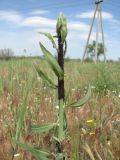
[99,5,106,62]
[82,0,106,62]
[82,5,98,61]
[95,4,100,62]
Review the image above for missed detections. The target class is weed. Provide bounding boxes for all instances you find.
[14,13,91,160]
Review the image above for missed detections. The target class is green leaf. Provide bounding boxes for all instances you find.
[15,141,50,160]
[40,42,63,80]
[35,65,57,89]
[56,153,66,160]
[52,136,60,143]
[15,97,27,141]
[31,123,56,134]
[67,85,92,108]
[61,26,68,44]
[38,32,57,50]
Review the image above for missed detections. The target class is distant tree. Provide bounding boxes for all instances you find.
[87,40,96,58]
[0,48,14,60]
[87,40,105,60]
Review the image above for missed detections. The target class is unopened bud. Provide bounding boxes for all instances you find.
[56,13,67,44]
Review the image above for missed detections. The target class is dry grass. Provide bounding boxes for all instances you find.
[0,59,120,160]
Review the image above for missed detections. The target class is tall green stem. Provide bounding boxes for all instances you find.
[58,99,65,141]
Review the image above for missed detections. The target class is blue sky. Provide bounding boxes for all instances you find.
[0,0,120,60]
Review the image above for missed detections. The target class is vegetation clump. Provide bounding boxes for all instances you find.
[14,13,91,160]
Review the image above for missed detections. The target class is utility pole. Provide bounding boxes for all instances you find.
[82,0,106,62]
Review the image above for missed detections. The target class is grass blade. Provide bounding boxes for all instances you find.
[15,97,27,141]
[15,141,50,160]
[39,42,63,80]
[67,85,91,107]
[83,143,95,160]
[31,123,56,134]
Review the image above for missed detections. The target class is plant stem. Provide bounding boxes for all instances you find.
[58,36,65,141]
[58,36,64,100]
[57,35,65,159]
[58,99,65,141]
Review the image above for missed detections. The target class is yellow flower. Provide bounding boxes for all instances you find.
[86,119,94,123]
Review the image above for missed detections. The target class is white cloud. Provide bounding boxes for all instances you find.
[20,16,56,28]
[20,15,90,33]
[68,21,89,31]
[29,9,49,15]
[0,10,91,58]
[0,10,90,34]
[0,10,22,23]
[76,10,113,20]
[0,10,119,60]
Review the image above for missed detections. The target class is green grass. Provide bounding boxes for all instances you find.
[0,59,120,160]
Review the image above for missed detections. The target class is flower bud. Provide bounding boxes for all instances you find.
[56,13,67,44]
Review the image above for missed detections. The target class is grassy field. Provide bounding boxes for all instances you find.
[0,59,120,160]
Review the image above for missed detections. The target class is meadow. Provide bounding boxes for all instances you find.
[0,58,120,160]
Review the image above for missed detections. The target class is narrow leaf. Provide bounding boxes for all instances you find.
[38,32,57,50]
[15,141,49,160]
[52,136,60,143]
[35,65,57,89]
[31,123,56,134]
[83,143,95,160]
[15,97,27,141]
[67,85,92,107]
[40,42,63,79]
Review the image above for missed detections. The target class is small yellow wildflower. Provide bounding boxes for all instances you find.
[86,119,94,123]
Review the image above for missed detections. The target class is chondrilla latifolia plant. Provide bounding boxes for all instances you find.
[14,13,92,160]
